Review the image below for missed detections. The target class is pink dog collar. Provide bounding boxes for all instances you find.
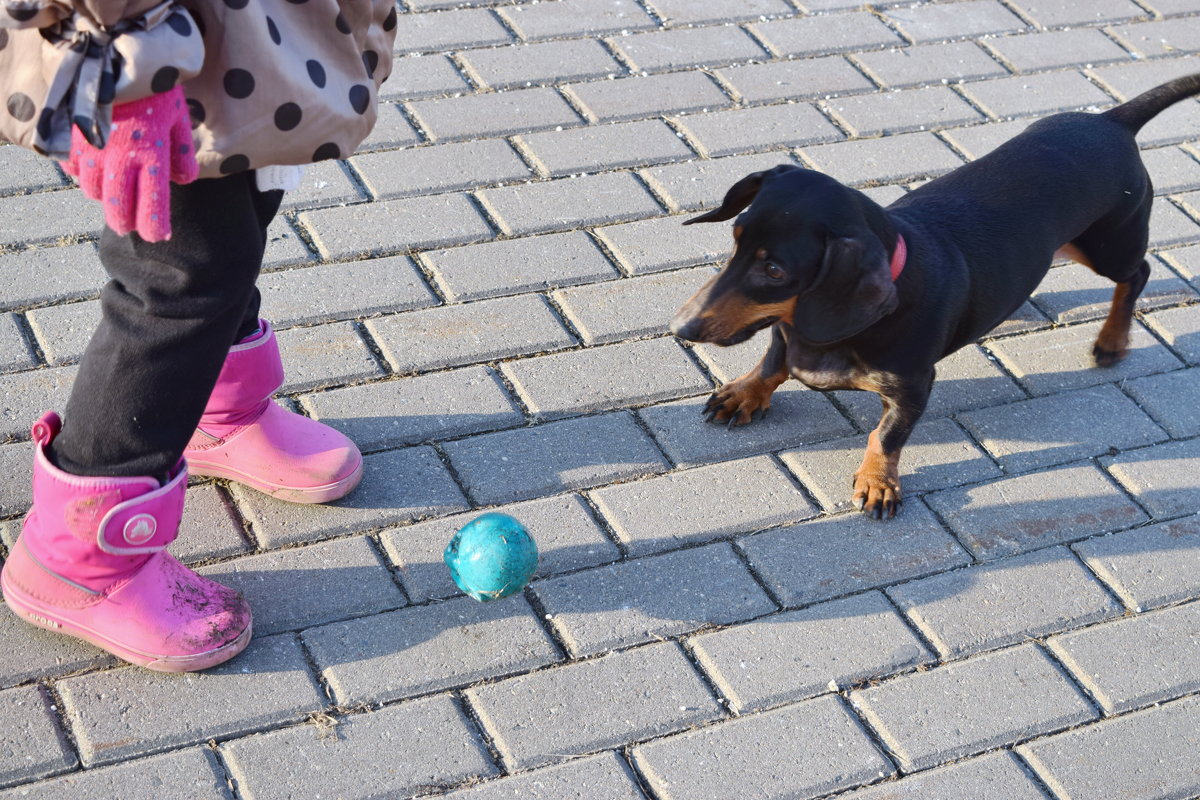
[890,234,907,282]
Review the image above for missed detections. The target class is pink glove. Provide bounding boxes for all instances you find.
[60,86,199,242]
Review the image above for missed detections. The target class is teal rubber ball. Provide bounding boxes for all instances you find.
[444,512,539,602]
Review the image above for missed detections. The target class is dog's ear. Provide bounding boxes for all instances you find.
[683,170,769,225]
[792,235,897,345]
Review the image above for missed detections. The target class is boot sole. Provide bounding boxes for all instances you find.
[187,460,364,504]
[1,572,253,673]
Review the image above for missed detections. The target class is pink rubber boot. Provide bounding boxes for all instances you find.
[184,321,363,504]
[1,412,252,672]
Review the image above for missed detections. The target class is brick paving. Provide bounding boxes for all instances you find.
[1,1,1199,797]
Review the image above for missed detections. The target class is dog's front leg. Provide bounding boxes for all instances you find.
[853,371,933,520]
[704,325,789,428]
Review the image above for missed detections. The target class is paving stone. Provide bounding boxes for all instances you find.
[1031,261,1196,324]
[590,455,816,556]
[380,493,620,603]
[826,86,984,137]
[782,417,1003,514]
[1074,513,1200,611]
[984,28,1132,72]
[300,194,493,260]
[444,411,670,506]
[646,0,795,25]
[407,87,582,143]
[1007,0,1147,27]
[172,483,252,565]
[988,299,1054,337]
[566,71,732,123]
[637,386,856,468]
[717,55,875,105]
[502,337,709,419]
[479,172,662,236]
[0,365,77,442]
[610,25,768,72]
[1141,146,1200,195]
[883,0,1028,43]
[0,314,33,372]
[0,441,33,517]
[1108,18,1200,59]
[262,217,315,270]
[277,161,363,211]
[422,230,619,302]
[0,604,115,689]
[1122,368,1200,439]
[989,320,1183,396]
[940,117,1032,160]
[739,502,971,608]
[24,298,99,366]
[462,39,622,90]
[691,591,932,713]
[1159,241,1200,288]
[926,462,1149,560]
[303,367,523,451]
[518,119,694,177]
[962,71,1115,119]
[199,536,405,637]
[356,102,423,152]
[222,695,497,800]
[274,321,383,394]
[837,751,1048,800]
[632,696,895,800]
[1017,695,1200,800]
[832,344,1027,432]
[497,0,657,40]
[852,42,1007,89]
[352,140,532,200]
[304,593,558,706]
[675,102,843,158]
[641,152,795,213]
[554,266,715,345]
[1150,198,1200,247]
[1142,303,1200,365]
[440,752,644,800]
[0,146,66,197]
[851,644,1095,773]
[0,243,101,311]
[596,213,731,274]
[0,748,229,800]
[889,546,1121,659]
[1103,437,1200,519]
[1086,57,1200,146]
[380,54,470,102]
[1048,600,1200,714]
[751,12,903,58]
[800,131,965,186]
[232,445,469,549]
[57,634,323,766]
[0,684,75,789]
[0,190,101,248]
[466,642,723,771]
[366,294,574,376]
[535,542,775,656]
[392,8,512,53]
[957,384,1167,473]
[259,257,439,328]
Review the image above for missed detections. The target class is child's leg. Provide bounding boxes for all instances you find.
[51,172,283,478]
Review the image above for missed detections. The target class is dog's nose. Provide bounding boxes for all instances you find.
[669,312,702,341]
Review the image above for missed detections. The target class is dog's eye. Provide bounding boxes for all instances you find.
[763,262,785,281]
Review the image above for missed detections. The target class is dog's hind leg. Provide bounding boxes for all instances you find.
[1092,257,1150,366]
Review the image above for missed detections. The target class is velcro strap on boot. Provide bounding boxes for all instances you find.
[96,466,186,555]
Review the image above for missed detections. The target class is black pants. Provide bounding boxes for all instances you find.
[52,172,284,478]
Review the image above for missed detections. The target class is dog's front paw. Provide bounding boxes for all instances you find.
[852,468,902,520]
[703,377,775,428]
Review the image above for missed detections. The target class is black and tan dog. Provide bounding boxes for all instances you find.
[671,74,1200,520]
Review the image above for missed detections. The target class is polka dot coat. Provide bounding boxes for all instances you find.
[0,0,396,178]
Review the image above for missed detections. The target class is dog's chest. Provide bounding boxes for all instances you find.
[786,345,876,392]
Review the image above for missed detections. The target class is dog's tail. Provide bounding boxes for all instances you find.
[1103,72,1200,132]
